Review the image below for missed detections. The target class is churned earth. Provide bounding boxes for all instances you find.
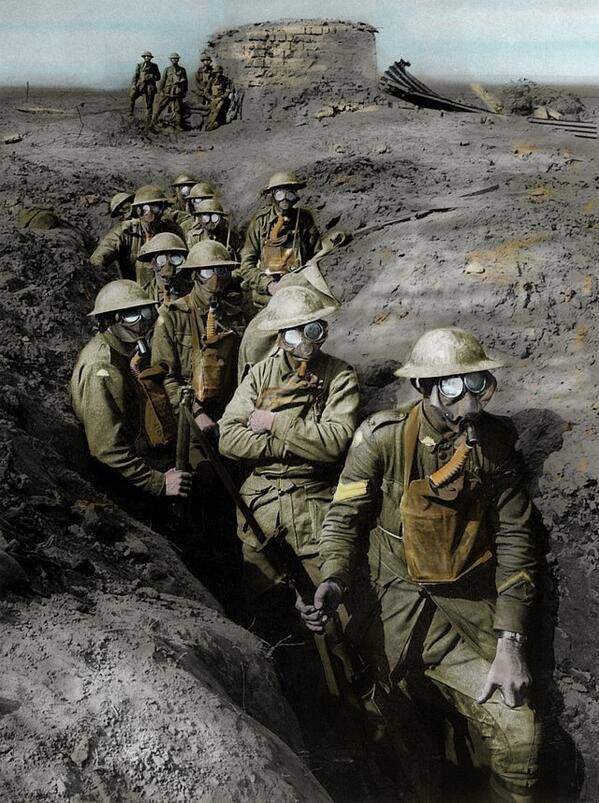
[0,82,597,801]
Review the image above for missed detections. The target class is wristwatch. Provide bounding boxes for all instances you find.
[497,629,527,645]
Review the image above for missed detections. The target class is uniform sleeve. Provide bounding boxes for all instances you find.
[81,362,165,495]
[181,68,188,94]
[303,211,322,261]
[239,217,263,288]
[131,65,140,88]
[158,69,166,92]
[218,368,285,463]
[90,225,123,269]
[150,311,205,417]
[270,365,359,463]
[318,423,385,589]
[489,446,538,633]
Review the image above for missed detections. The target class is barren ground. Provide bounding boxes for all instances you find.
[0,83,597,801]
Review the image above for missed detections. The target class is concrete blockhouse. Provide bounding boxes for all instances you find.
[203,19,378,119]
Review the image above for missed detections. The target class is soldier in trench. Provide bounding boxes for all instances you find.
[300,327,541,802]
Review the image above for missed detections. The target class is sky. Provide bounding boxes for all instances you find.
[1,1,598,87]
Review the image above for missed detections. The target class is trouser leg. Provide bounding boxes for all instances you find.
[128,90,138,115]
[425,638,540,802]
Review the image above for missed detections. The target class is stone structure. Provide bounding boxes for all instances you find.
[204,19,378,119]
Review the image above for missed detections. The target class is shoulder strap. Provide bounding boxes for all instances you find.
[402,404,421,484]
[185,296,205,355]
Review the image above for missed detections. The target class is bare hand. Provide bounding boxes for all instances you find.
[195,412,219,436]
[267,281,280,296]
[477,637,531,708]
[247,409,274,434]
[164,468,193,498]
[296,579,344,633]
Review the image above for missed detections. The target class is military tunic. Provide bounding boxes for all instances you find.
[90,218,184,286]
[70,331,165,495]
[154,64,188,129]
[183,220,240,257]
[206,74,232,131]
[239,204,321,309]
[219,350,359,619]
[319,401,540,800]
[129,61,161,117]
[151,283,250,422]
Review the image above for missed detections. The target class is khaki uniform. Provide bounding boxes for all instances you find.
[184,220,240,257]
[151,283,250,423]
[194,66,214,106]
[239,204,321,309]
[154,64,188,129]
[90,218,184,286]
[70,331,167,495]
[319,402,540,801]
[206,74,231,131]
[219,350,359,633]
[129,61,161,119]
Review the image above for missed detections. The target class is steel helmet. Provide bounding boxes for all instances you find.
[192,198,225,216]
[200,55,212,62]
[88,280,158,317]
[394,328,506,379]
[262,171,307,195]
[172,173,197,187]
[189,181,217,200]
[181,240,239,270]
[131,184,170,207]
[138,232,188,261]
[141,50,153,58]
[169,52,180,60]
[109,191,134,217]
[257,286,337,332]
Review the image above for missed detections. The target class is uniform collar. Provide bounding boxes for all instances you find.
[277,349,324,381]
[99,330,135,358]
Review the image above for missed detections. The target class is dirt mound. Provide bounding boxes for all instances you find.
[502,78,587,118]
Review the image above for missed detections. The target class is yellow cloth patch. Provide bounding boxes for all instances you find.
[497,570,533,594]
[96,368,110,377]
[333,480,368,502]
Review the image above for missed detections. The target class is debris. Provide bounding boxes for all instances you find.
[469,83,503,114]
[3,134,23,144]
[17,105,71,114]
[460,184,499,198]
[503,78,585,118]
[0,550,28,592]
[70,737,91,767]
[381,59,495,115]
[464,261,486,274]
[17,207,63,230]
[79,194,101,207]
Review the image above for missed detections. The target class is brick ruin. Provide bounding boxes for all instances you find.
[203,19,379,119]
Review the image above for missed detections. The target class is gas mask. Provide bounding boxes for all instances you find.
[271,187,299,214]
[107,305,158,344]
[278,320,328,362]
[199,212,223,233]
[418,371,497,433]
[179,185,192,200]
[138,203,166,226]
[151,252,186,289]
[194,265,232,297]
[191,196,211,213]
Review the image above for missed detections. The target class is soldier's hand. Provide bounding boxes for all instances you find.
[477,637,531,708]
[247,409,274,433]
[296,579,344,633]
[164,468,193,497]
[195,412,219,436]
[267,281,280,296]
[130,351,150,376]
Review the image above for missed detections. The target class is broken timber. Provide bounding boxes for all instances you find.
[381,59,496,114]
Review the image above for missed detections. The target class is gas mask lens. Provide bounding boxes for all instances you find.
[282,321,326,347]
[155,253,185,268]
[199,266,231,280]
[200,213,222,225]
[120,306,155,325]
[272,188,298,203]
[438,372,488,399]
[180,185,191,197]
[192,197,210,209]
[141,203,164,215]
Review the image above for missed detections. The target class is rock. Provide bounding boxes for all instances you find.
[70,736,91,767]
[0,550,28,592]
[124,534,150,561]
[3,134,23,144]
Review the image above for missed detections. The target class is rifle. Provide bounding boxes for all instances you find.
[181,404,373,703]
[176,387,194,472]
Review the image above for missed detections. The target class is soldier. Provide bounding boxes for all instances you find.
[218,286,359,638]
[152,240,250,433]
[137,232,190,303]
[194,55,214,107]
[184,198,240,257]
[239,171,321,310]
[129,50,161,122]
[153,53,188,130]
[178,181,218,234]
[91,184,182,285]
[302,328,541,802]
[171,174,197,212]
[70,280,191,499]
[152,240,251,610]
[109,191,134,222]
[206,66,232,132]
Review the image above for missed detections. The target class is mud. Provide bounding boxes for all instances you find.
[0,84,597,800]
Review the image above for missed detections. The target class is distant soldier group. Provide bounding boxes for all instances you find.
[128,50,236,131]
[73,165,543,802]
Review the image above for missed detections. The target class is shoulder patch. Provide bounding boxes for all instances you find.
[333,480,369,502]
[96,368,110,377]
